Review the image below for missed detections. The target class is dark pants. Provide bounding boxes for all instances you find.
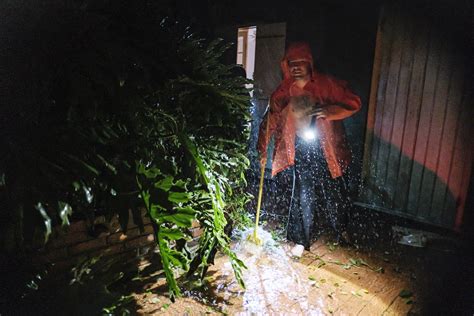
[287,136,350,248]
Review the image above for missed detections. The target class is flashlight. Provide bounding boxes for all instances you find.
[302,116,317,141]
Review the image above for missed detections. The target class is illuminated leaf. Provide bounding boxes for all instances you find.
[160,228,187,240]
[35,203,52,243]
[155,176,174,191]
[58,201,72,227]
[168,191,190,203]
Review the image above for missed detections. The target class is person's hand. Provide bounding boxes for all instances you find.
[309,104,328,119]
[260,156,267,168]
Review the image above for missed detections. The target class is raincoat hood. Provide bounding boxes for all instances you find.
[280,42,315,80]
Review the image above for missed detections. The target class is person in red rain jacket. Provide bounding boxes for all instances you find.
[257,42,361,249]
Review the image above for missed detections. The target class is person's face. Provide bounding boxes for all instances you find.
[289,60,311,80]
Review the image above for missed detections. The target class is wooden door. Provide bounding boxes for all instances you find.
[249,23,286,175]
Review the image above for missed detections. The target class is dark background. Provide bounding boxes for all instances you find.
[1,0,473,314]
[1,0,472,234]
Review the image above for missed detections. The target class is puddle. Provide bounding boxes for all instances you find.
[172,227,416,315]
[199,227,325,315]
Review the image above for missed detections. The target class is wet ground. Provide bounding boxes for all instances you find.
[127,229,425,315]
[10,215,471,315]
[120,216,474,316]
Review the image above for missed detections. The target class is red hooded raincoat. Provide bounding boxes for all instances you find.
[257,42,361,178]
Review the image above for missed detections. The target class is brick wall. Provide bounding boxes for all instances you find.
[32,211,204,270]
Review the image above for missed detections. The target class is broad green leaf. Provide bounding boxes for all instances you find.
[138,164,162,179]
[35,203,52,243]
[72,181,81,191]
[168,191,190,203]
[179,133,209,185]
[83,186,93,203]
[149,204,166,220]
[96,154,117,174]
[160,228,187,240]
[166,248,189,269]
[349,258,359,266]
[173,179,187,189]
[160,212,194,227]
[66,154,100,176]
[155,176,173,191]
[58,201,72,227]
[174,206,196,215]
[156,237,182,300]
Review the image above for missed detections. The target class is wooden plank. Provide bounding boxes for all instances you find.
[454,132,474,230]
[443,75,472,228]
[366,6,397,206]
[429,55,465,225]
[363,6,396,205]
[361,4,385,184]
[393,18,430,213]
[417,32,453,221]
[452,65,473,231]
[374,8,405,208]
[385,13,416,211]
[454,131,473,230]
[406,23,442,215]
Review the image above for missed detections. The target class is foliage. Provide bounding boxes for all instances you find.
[1,0,251,301]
